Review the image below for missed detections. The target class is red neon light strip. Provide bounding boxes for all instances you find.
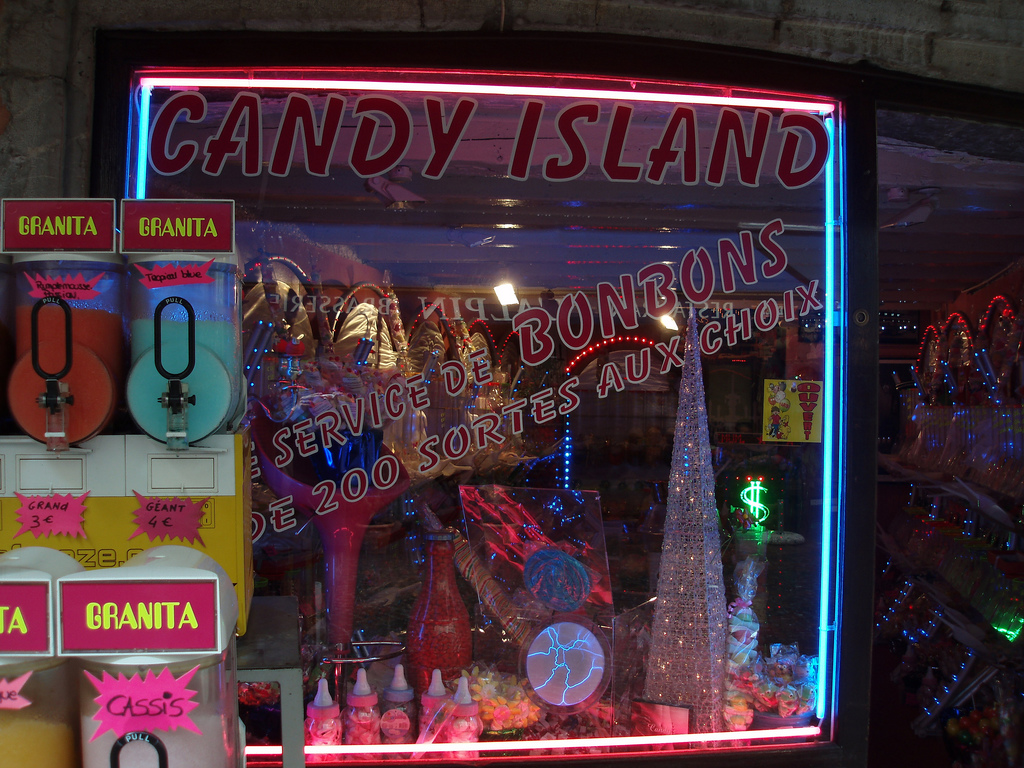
[245,726,821,756]
[137,75,834,114]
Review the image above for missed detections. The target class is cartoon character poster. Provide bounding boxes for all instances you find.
[762,380,823,443]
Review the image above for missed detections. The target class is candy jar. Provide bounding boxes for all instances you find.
[343,668,381,746]
[406,529,472,695]
[443,677,483,757]
[381,663,418,745]
[304,677,342,762]
[419,669,448,740]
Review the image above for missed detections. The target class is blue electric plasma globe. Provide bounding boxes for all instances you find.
[525,620,608,708]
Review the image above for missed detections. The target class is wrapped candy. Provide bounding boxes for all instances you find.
[775,686,799,718]
[460,666,541,732]
[723,689,756,731]
[792,682,817,717]
[750,672,779,712]
[722,557,765,730]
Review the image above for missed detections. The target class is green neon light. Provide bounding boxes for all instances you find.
[993,618,1023,643]
[739,477,771,528]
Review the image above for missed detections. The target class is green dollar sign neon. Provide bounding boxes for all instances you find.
[740,478,770,527]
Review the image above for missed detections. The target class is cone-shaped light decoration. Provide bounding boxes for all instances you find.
[643,311,728,733]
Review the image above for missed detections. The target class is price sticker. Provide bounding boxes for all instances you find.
[129,492,208,546]
[13,492,89,539]
[84,666,202,738]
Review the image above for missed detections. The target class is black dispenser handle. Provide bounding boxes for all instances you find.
[153,296,196,380]
[31,296,73,380]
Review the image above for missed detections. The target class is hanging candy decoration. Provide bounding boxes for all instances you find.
[977,295,1022,403]
[942,312,980,405]
[916,324,943,405]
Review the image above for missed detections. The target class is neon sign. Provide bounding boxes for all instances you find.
[739,476,771,528]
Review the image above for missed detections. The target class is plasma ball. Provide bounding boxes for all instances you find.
[525,620,607,707]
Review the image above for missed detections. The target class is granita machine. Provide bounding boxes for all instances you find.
[58,545,242,768]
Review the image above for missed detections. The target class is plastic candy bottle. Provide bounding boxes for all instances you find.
[419,669,448,740]
[443,677,483,757]
[381,663,418,745]
[304,677,342,763]
[344,668,381,746]
[406,529,472,695]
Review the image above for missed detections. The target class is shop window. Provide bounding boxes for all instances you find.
[124,68,847,760]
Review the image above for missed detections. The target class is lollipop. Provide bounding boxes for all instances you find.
[523,548,592,612]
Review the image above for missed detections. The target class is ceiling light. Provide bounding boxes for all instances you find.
[659,314,679,331]
[494,282,519,306]
[365,176,426,209]
[880,195,938,229]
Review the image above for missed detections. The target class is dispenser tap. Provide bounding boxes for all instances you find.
[159,378,196,450]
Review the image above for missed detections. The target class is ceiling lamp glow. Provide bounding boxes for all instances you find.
[660,314,679,331]
[494,282,519,306]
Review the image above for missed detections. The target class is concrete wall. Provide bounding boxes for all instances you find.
[2,0,1023,199]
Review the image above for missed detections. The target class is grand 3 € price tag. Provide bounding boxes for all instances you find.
[13,492,89,539]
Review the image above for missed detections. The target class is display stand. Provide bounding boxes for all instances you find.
[237,596,305,768]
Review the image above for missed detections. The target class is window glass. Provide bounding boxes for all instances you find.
[126,69,845,758]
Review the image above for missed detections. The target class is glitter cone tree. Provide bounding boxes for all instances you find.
[643,313,728,733]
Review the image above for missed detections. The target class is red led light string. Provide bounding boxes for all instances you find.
[564,335,658,374]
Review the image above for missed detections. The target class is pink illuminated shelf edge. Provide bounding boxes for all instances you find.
[245,726,821,757]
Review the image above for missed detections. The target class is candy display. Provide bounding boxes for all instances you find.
[723,556,765,730]
[343,668,381,746]
[460,666,541,733]
[452,534,532,645]
[19,64,867,764]
[405,529,473,696]
[304,677,342,761]
[458,485,614,624]
[418,669,449,742]
[381,664,418,744]
[443,677,483,756]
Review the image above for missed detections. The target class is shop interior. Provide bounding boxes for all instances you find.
[872,108,1024,767]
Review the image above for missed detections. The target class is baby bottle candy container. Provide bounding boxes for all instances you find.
[0,547,85,768]
[58,545,242,768]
